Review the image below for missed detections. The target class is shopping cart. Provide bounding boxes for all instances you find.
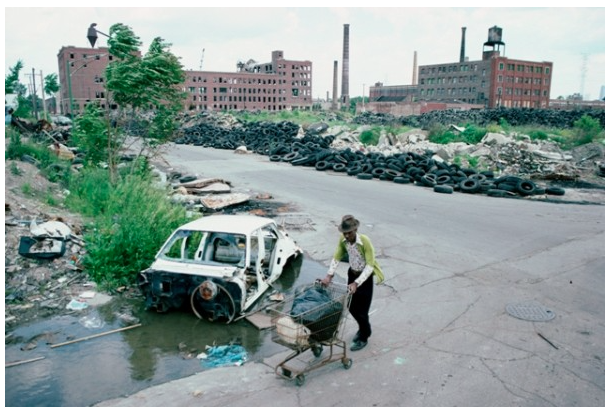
[269,280,353,386]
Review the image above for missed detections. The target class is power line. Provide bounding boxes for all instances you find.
[580,53,589,98]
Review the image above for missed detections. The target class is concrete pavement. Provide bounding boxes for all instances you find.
[96,204,605,407]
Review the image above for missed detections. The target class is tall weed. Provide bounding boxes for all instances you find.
[81,174,190,290]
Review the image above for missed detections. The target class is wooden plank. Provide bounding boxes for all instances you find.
[245,312,275,330]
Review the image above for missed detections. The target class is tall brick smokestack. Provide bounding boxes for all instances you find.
[332,60,338,111]
[460,27,466,63]
[341,24,350,109]
[412,51,418,85]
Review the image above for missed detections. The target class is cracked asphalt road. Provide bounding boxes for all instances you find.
[97,146,604,407]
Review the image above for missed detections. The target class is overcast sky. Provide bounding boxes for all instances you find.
[4,3,606,101]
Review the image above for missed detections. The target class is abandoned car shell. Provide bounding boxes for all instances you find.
[138,215,302,323]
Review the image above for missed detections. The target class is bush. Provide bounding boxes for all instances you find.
[360,128,379,146]
[71,104,109,166]
[461,125,487,145]
[80,174,190,290]
[571,114,603,147]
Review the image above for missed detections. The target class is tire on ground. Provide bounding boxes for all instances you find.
[433,185,454,194]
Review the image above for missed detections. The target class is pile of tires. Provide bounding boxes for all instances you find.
[175,119,567,200]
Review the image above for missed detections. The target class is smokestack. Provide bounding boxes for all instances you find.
[332,60,338,110]
[460,27,466,63]
[412,51,418,85]
[341,24,350,109]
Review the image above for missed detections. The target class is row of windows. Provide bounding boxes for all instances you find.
[186,86,311,96]
[421,75,482,85]
[419,88,480,96]
[68,53,113,61]
[497,100,546,108]
[188,76,310,86]
[498,63,550,74]
[419,87,548,98]
[498,76,549,85]
[422,64,479,74]
[190,93,310,102]
[497,88,547,97]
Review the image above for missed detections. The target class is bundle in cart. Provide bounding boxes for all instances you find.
[270,281,353,386]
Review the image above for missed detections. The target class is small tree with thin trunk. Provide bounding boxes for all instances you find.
[76,23,186,182]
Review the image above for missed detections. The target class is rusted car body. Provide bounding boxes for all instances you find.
[138,215,302,323]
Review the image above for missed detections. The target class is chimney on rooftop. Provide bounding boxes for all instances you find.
[460,27,466,63]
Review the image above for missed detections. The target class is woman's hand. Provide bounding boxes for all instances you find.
[320,274,333,286]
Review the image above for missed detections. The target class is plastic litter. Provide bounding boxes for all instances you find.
[66,299,89,310]
[30,220,72,239]
[79,315,105,329]
[198,345,248,368]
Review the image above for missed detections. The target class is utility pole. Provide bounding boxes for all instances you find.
[31,67,39,120]
[200,48,205,71]
[40,70,47,120]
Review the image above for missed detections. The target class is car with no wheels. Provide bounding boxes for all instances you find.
[138,215,302,323]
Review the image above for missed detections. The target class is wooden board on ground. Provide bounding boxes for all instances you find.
[245,311,275,330]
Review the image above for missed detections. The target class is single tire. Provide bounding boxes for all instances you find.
[435,175,453,185]
[311,344,323,357]
[179,175,197,183]
[421,173,437,187]
[356,172,373,180]
[393,176,412,184]
[296,374,305,386]
[516,179,536,196]
[546,187,566,196]
[342,358,353,369]
[333,163,347,173]
[459,178,481,193]
[433,184,454,194]
[282,151,299,162]
[315,160,330,171]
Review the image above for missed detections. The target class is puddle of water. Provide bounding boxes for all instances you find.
[5,254,328,407]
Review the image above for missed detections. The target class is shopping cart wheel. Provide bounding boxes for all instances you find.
[295,374,305,386]
[342,358,353,369]
[311,344,323,357]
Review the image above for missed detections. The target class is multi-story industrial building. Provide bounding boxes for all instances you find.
[184,51,312,112]
[368,26,553,114]
[57,46,116,116]
[57,48,312,115]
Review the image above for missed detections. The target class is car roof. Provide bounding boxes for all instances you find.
[177,214,277,234]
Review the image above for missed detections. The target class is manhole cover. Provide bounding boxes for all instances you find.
[506,301,555,322]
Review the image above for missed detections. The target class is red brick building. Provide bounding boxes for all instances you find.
[369,26,553,113]
[58,48,312,115]
[57,46,116,116]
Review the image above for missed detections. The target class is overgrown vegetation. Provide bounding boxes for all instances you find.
[425,114,604,150]
[231,109,332,127]
[6,22,190,292]
[67,168,189,290]
[360,128,380,146]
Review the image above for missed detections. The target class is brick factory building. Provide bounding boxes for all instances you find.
[184,51,312,112]
[58,48,312,115]
[57,46,116,116]
[368,26,553,114]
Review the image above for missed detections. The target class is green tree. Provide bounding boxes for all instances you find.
[5,60,23,94]
[44,73,59,97]
[78,23,186,181]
